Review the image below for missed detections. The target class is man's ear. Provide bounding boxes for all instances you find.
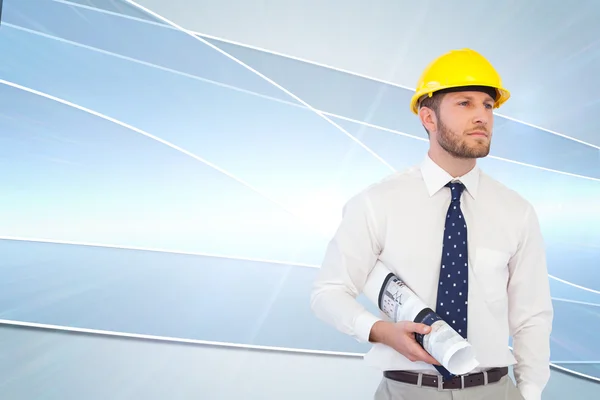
[419,106,437,133]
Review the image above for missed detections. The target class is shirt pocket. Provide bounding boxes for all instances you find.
[473,247,511,303]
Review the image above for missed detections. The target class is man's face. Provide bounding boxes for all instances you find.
[433,91,495,159]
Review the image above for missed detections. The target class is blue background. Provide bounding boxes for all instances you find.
[1,0,599,384]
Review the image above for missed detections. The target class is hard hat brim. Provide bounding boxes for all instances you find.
[410,84,510,114]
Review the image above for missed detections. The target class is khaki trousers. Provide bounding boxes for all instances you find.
[374,375,525,400]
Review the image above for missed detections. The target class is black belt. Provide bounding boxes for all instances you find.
[383,367,508,390]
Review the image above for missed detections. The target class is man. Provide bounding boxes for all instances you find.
[310,48,553,400]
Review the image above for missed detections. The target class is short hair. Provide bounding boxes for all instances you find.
[419,92,445,115]
[418,92,446,136]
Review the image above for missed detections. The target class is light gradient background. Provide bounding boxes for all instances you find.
[0,0,599,398]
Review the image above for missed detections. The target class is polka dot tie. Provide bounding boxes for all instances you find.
[434,181,469,379]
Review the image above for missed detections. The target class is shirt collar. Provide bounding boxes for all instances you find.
[420,154,480,199]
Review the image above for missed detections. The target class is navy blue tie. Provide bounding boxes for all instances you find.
[434,181,469,379]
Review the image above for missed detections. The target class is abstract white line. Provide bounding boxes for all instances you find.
[54,0,600,151]
[122,0,396,173]
[485,155,600,183]
[551,361,600,364]
[497,114,600,151]
[0,79,307,225]
[1,319,598,382]
[551,298,600,307]
[0,235,318,268]
[6,23,600,184]
[3,23,300,111]
[53,0,170,28]
[0,319,364,358]
[318,111,427,142]
[549,363,600,383]
[2,236,600,297]
[549,275,600,295]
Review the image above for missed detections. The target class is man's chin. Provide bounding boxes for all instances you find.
[450,147,490,159]
[438,137,490,159]
[468,148,490,158]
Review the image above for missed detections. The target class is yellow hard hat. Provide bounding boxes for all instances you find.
[409,48,510,114]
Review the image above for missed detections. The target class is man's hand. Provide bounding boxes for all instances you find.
[369,320,440,365]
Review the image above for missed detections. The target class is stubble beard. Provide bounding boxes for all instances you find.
[437,119,491,159]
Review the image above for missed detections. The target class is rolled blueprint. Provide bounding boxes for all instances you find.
[363,261,479,376]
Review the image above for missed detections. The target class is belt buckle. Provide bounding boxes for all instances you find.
[438,374,453,391]
[439,374,465,391]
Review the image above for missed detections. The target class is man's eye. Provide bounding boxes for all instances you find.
[458,101,469,106]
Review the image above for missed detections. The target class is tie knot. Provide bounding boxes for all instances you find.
[446,181,465,202]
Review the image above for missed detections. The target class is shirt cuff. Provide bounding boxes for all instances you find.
[518,383,543,400]
[354,310,382,343]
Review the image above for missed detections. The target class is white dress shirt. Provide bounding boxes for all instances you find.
[310,155,554,400]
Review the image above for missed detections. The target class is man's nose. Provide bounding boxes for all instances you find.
[472,107,491,126]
